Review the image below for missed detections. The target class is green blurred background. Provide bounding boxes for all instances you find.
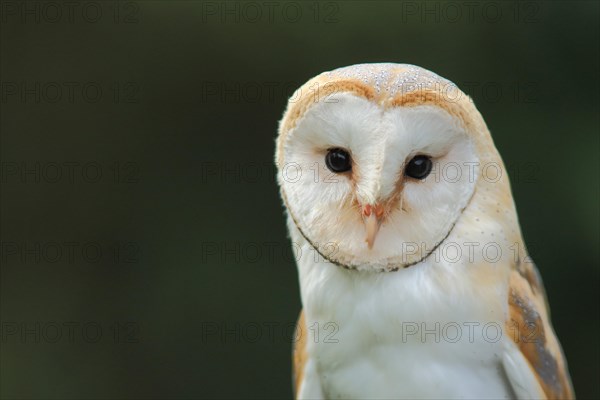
[1,1,598,398]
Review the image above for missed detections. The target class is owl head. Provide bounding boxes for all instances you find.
[276,64,521,272]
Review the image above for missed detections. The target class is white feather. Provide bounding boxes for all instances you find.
[502,340,546,399]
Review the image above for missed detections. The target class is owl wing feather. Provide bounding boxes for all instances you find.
[292,311,307,399]
[503,260,575,399]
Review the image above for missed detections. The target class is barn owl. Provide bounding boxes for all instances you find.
[275,64,574,399]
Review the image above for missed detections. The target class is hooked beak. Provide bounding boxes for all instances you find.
[362,204,385,250]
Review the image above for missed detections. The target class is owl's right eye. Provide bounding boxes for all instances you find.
[325,148,352,173]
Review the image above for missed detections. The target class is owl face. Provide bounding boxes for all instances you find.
[277,65,486,271]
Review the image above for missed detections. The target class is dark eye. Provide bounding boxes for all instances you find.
[325,148,352,173]
[405,155,433,180]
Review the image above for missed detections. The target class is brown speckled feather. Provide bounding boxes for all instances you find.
[506,259,575,399]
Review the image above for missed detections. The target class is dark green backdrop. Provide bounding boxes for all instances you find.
[1,1,598,399]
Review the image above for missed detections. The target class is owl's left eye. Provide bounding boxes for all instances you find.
[405,155,433,180]
[325,148,352,173]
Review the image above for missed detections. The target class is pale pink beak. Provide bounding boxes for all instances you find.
[362,204,385,249]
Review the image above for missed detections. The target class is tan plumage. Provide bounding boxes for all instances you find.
[292,312,307,398]
[506,262,574,399]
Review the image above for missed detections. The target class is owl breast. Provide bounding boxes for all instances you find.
[315,342,513,399]
[294,224,515,399]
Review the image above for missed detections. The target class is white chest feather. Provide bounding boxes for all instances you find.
[292,223,515,400]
